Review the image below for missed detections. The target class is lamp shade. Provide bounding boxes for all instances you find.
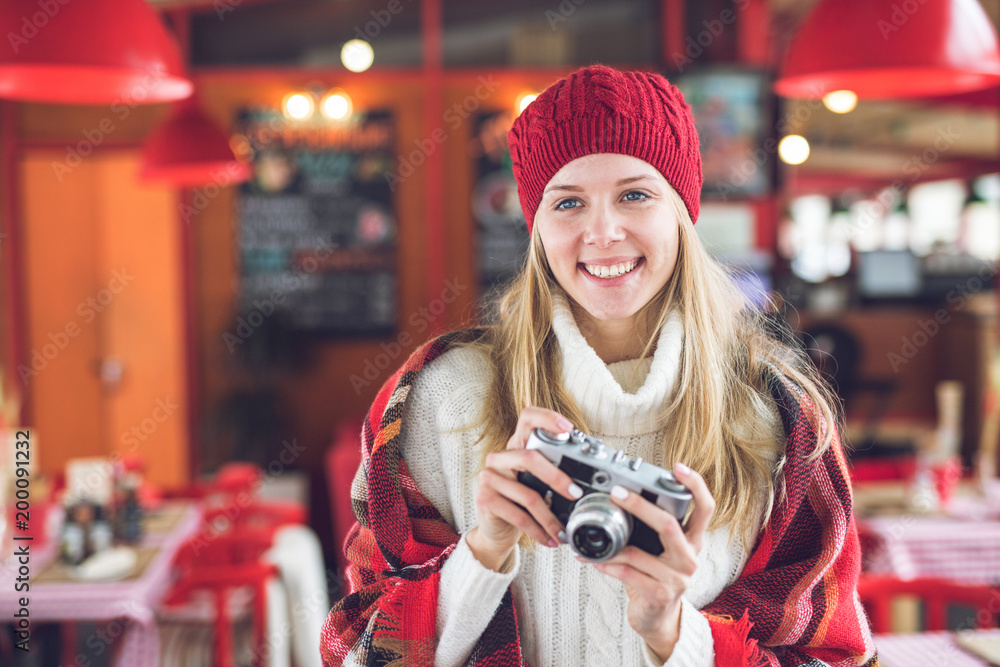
[140,96,253,187]
[0,0,192,104]
[774,0,1000,99]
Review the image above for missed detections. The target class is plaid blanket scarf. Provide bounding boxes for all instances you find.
[320,329,878,666]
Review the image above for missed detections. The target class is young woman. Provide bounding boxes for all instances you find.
[321,65,877,667]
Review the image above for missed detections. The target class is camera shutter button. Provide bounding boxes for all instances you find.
[656,474,686,493]
[538,428,570,442]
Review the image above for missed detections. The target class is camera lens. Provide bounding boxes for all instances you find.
[566,493,632,562]
[574,525,612,559]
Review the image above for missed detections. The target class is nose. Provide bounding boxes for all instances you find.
[582,205,627,248]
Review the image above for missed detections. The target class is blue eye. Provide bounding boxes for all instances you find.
[623,190,648,202]
[555,198,580,210]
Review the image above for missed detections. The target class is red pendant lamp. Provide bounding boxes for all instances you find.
[0,0,192,104]
[140,94,253,187]
[774,0,1000,99]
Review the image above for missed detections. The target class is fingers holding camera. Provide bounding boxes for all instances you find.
[606,486,698,576]
[671,462,716,553]
[469,445,576,572]
[479,465,565,545]
[594,545,693,592]
[485,448,583,503]
[506,406,574,451]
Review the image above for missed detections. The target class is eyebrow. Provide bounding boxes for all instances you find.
[542,175,656,197]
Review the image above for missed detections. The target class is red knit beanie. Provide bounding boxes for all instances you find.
[508,65,702,234]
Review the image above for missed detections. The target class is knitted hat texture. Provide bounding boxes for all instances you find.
[508,65,703,233]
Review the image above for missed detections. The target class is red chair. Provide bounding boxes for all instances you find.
[857,576,1000,633]
[849,456,917,483]
[163,464,307,667]
[160,462,261,505]
[203,498,307,536]
[164,531,279,667]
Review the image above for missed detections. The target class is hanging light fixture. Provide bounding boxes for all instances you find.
[774,0,1000,99]
[0,0,192,104]
[140,95,252,187]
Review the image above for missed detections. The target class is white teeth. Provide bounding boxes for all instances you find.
[584,259,639,278]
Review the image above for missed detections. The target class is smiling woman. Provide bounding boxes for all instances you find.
[534,155,681,362]
[321,65,877,667]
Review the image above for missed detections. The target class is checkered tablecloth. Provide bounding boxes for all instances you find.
[859,515,1000,583]
[875,631,998,667]
[0,502,203,666]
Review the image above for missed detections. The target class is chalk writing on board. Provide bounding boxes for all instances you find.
[234,108,398,336]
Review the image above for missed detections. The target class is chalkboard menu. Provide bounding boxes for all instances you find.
[472,111,530,315]
[234,109,397,336]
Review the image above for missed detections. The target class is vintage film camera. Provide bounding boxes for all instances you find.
[518,428,692,562]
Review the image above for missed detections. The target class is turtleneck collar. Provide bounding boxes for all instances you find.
[550,289,684,437]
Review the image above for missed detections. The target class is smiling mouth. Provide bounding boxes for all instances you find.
[582,258,640,279]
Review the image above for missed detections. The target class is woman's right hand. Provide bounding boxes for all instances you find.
[466,406,585,571]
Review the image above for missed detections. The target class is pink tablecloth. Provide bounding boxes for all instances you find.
[859,515,1000,583]
[0,502,202,666]
[875,631,999,667]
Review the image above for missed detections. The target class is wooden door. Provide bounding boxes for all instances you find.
[20,151,188,487]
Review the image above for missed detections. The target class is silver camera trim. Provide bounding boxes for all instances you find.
[528,428,693,516]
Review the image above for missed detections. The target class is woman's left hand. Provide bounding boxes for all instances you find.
[580,462,715,662]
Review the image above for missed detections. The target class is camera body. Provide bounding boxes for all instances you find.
[517,428,692,562]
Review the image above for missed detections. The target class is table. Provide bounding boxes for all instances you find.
[0,502,202,666]
[876,630,1000,667]
[855,481,1000,584]
[859,515,1000,583]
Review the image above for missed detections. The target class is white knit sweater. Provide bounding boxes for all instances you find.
[398,293,779,667]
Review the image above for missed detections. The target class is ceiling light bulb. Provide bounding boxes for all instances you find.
[779,135,810,165]
[341,40,374,73]
[822,90,857,113]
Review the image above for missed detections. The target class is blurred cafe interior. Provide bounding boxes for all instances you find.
[0,0,999,665]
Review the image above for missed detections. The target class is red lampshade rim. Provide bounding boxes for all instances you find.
[774,67,1000,99]
[0,63,192,105]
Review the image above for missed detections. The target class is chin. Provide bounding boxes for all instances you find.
[572,297,643,323]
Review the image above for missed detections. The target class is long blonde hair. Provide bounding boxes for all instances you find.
[458,187,841,546]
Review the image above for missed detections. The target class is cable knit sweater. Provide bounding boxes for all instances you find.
[398,293,784,667]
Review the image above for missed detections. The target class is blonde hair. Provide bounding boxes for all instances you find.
[458,187,841,547]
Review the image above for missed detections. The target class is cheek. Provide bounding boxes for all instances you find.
[538,228,579,269]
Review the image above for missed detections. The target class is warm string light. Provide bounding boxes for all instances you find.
[321,89,353,120]
[282,89,354,122]
[282,92,314,120]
